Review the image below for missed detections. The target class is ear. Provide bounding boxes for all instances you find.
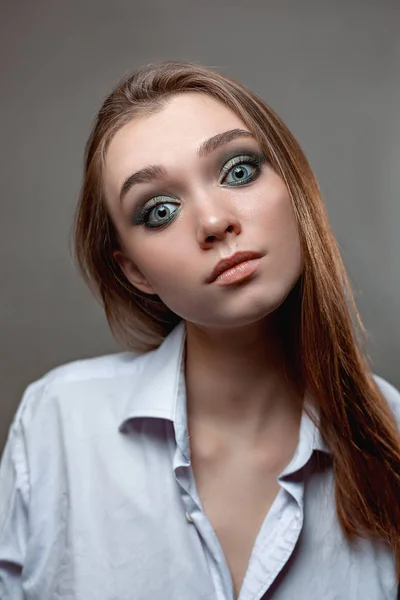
[113,250,156,295]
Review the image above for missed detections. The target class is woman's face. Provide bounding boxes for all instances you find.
[104,92,303,329]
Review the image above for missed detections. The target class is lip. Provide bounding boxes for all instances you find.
[206,251,263,284]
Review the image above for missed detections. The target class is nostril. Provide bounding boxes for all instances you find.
[226,225,234,233]
[206,235,216,243]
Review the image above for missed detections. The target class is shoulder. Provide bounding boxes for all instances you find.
[35,350,144,386]
[11,350,154,434]
[372,373,400,425]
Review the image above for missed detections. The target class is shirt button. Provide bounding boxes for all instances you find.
[185,511,194,523]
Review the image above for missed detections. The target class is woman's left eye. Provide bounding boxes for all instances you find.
[220,154,264,187]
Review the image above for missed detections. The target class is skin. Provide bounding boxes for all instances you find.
[104,92,305,597]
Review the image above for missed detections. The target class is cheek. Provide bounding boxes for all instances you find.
[128,238,192,288]
[256,189,303,271]
[256,180,298,239]
[271,213,303,281]
[238,173,293,226]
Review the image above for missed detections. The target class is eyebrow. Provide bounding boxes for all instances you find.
[119,128,255,203]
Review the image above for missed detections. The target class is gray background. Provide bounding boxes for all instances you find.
[1,0,399,454]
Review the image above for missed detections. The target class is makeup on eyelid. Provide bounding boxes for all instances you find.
[130,149,268,228]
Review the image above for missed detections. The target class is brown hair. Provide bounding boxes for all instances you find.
[72,60,400,574]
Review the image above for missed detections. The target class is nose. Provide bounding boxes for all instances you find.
[195,201,242,249]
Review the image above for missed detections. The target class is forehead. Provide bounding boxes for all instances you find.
[104,93,248,191]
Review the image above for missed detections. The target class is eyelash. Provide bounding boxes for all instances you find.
[133,151,267,229]
[219,153,266,185]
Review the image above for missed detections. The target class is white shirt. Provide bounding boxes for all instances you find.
[1,320,399,599]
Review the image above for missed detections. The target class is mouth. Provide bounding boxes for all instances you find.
[206,251,263,284]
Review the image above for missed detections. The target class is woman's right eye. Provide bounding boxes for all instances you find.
[136,197,180,229]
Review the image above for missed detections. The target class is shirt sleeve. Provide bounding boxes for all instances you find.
[0,416,30,600]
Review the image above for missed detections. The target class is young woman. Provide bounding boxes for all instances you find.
[1,60,400,600]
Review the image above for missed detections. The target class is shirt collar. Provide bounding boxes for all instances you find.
[279,397,330,482]
[118,320,187,429]
[118,319,331,466]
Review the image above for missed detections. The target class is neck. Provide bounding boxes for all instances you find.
[184,316,303,440]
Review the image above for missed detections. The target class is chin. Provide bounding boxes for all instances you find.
[164,279,299,330]
[186,299,285,330]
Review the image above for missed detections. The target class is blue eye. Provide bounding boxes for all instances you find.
[224,163,257,185]
[140,197,180,229]
[220,153,265,187]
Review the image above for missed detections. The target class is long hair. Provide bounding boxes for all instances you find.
[72,60,400,574]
